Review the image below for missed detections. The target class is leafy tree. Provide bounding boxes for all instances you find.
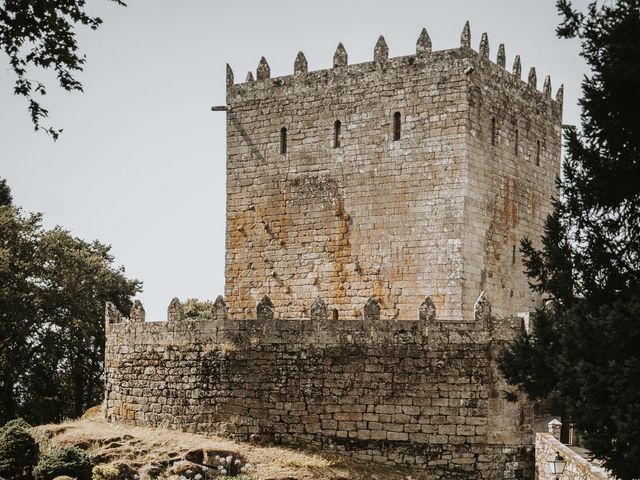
[0,177,141,425]
[0,0,125,139]
[183,298,216,320]
[0,179,12,207]
[499,1,640,478]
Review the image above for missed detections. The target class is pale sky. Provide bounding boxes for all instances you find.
[0,0,589,320]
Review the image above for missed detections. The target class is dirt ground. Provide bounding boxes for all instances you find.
[32,411,426,480]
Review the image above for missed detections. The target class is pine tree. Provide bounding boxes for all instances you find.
[499,2,640,478]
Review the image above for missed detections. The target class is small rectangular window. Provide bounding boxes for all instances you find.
[393,112,401,141]
[536,140,541,166]
[334,120,341,148]
[512,245,516,265]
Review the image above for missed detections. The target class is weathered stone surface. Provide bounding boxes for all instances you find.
[363,296,380,321]
[461,21,471,48]
[419,296,437,323]
[104,25,564,480]
[226,63,234,87]
[333,43,347,67]
[479,32,489,58]
[224,32,561,322]
[416,28,432,58]
[105,313,532,479]
[536,433,611,480]
[294,51,307,74]
[543,75,552,96]
[528,67,537,88]
[513,54,522,78]
[309,296,327,321]
[373,35,389,63]
[167,297,184,322]
[497,43,506,68]
[130,300,145,323]
[256,57,270,81]
[256,295,274,321]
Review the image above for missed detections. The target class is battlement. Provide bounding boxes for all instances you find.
[105,291,534,477]
[226,22,563,113]
[223,21,563,323]
[106,289,503,325]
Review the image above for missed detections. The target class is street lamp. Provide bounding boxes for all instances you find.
[547,453,566,478]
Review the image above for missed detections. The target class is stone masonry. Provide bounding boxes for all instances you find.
[106,295,534,478]
[224,23,562,321]
[105,22,563,479]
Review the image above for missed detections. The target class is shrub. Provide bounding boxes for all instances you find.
[0,418,39,479]
[33,446,93,480]
[92,464,120,480]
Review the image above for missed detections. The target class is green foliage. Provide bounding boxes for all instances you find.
[33,446,93,480]
[183,298,215,319]
[0,177,141,425]
[0,0,126,139]
[500,1,640,478]
[0,179,11,207]
[0,418,39,479]
[92,464,120,480]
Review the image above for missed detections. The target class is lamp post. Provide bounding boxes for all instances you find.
[547,453,566,479]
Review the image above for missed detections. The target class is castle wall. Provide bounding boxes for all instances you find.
[105,304,534,479]
[225,50,472,321]
[463,49,562,318]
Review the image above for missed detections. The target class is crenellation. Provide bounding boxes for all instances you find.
[461,21,471,49]
[226,63,234,87]
[528,66,537,89]
[256,56,270,80]
[416,28,432,58]
[513,54,522,78]
[105,299,531,477]
[294,51,308,74]
[543,75,552,96]
[167,297,184,322]
[333,42,348,68]
[130,299,145,323]
[373,35,389,64]
[497,43,506,68]
[106,24,563,479]
[479,32,490,58]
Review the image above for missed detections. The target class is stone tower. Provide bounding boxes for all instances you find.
[224,25,562,321]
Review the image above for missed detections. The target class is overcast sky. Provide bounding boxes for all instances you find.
[0,0,590,320]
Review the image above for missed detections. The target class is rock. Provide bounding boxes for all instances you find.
[139,464,163,480]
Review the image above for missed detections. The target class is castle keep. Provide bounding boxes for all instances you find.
[105,22,563,479]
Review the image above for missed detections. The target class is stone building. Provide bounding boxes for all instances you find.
[105,22,563,479]
[224,22,562,321]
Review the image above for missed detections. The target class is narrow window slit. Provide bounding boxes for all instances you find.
[536,140,541,166]
[512,245,516,265]
[393,112,401,141]
[515,129,519,156]
[491,117,496,146]
[280,127,287,154]
[334,120,341,148]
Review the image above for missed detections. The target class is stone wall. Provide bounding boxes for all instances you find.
[224,24,562,321]
[105,296,535,479]
[536,433,611,480]
[464,39,563,319]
